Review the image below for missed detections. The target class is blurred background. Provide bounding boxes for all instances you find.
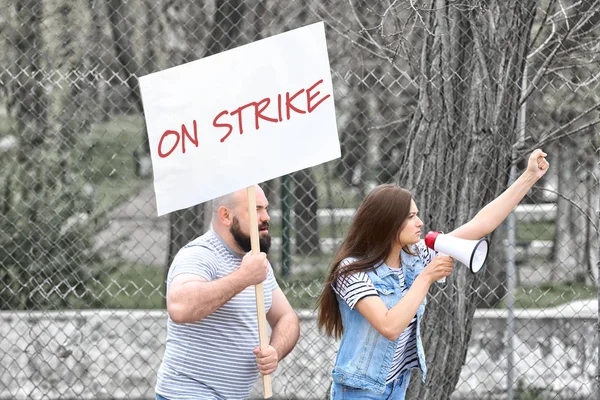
[0,0,599,399]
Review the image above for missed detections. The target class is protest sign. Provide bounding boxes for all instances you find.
[139,21,340,216]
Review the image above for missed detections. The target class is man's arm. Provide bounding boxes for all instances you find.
[254,288,300,375]
[168,252,268,323]
[267,288,300,359]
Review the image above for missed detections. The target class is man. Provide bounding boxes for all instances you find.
[155,185,300,400]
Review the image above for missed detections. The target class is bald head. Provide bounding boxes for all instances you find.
[210,185,271,254]
[211,191,241,222]
[211,185,267,223]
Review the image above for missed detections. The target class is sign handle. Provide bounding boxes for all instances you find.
[247,185,273,398]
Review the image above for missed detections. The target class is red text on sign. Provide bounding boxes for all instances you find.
[156,78,331,158]
[213,78,331,143]
[157,120,199,158]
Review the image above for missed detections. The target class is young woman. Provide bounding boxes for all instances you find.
[317,149,549,399]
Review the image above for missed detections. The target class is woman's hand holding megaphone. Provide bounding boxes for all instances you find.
[421,254,454,285]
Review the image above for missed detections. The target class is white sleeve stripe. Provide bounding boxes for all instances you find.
[416,239,436,264]
[335,272,379,310]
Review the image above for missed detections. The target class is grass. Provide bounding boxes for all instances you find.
[517,220,555,241]
[500,282,596,309]
[81,114,150,214]
[95,262,165,309]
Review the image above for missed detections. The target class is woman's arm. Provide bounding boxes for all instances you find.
[354,255,453,341]
[449,149,549,241]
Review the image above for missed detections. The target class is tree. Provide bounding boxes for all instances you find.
[86,0,109,122]
[1,0,109,310]
[392,2,538,398]
[332,0,375,196]
[1,0,49,309]
[107,0,151,176]
[141,0,161,76]
[106,0,143,114]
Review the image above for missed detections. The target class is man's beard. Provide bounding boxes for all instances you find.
[230,216,271,254]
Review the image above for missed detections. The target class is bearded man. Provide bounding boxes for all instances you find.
[155,185,300,400]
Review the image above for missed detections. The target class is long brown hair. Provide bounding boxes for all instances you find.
[316,184,414,339]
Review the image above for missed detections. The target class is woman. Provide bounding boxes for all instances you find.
[317,149,549,399]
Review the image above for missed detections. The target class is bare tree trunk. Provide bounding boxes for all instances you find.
[206,0,246,56]
[1,0,48,309]
[553,135,582,281]
[142,0,161,75]
[475,223,508,308]
[107,0,142,113]
[292,169,319,256]
[533,2,600,286]
[166,208,206,268]
[86,0,108,122]
[55,0,94,150]
[337,91,369,195]
[162,0,213,290]
[1,0,100,309]
[9,0,48,150]
[163,0,213,65]
[107,0,151,174]
[398,2,537,399]
[334,0,372,195]
[552,131,597,283]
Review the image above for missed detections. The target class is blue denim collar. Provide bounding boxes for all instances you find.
[373,261,395,279]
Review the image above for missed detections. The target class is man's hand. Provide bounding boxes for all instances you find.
[253,345,279,376]
[237,252,268,286]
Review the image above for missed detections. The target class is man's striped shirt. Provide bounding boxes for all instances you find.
[155,230,279,400]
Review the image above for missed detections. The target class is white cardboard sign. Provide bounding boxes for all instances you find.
[139,22,340,216]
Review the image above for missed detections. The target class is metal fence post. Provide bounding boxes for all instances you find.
[281,174,292,277]
[596,150,600,400]
[506,63,529,400]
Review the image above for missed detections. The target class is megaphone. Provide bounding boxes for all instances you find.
[424,231,489,274]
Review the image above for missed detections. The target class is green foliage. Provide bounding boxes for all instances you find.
[516,221,555,242]
[515,380,550,400]
[276,254,330,310]
[93,262,164,309]
[0,143,114,310]
[499,282,595,309]
[0,112,148,310]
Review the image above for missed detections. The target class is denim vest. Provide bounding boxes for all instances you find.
[331,249,428,396]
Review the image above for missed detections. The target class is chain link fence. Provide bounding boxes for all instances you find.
[1,0,599,399]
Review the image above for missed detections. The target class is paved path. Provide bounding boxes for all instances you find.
[97,184,170,267]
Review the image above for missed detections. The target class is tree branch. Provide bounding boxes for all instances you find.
[516,107,600,156]
[535,186,599,233]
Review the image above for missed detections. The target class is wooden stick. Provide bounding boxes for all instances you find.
[247,185,273,398]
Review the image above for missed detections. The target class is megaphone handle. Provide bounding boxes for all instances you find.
[436,252,448,285]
